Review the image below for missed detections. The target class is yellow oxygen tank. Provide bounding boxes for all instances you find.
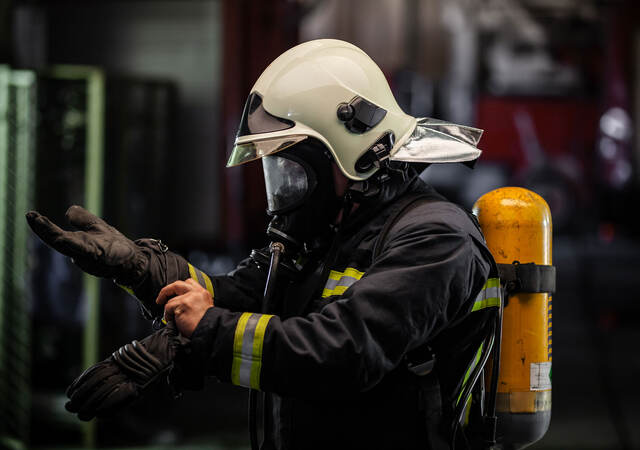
[473,187,552,450]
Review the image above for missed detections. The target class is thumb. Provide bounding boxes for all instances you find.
[65,205,108,231]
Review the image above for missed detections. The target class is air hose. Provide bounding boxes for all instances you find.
[450,288,504,450]
[451,320,496,449]
[250,241,285,450]
[263,242,285,310]
[483,288,504,448]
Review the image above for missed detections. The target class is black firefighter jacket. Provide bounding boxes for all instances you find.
[135,176,496,450]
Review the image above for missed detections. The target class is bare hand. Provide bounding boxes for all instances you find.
[156,279,214,337]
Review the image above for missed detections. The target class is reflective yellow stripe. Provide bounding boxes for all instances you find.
[327,270,342,281]
[471,277,500,312]
[464,396,472,425]
[117,283,135,297]
[188,263,198,282]
[322,267,365,298]
[231,312,274,390]
[202,272,214,298]
[343,267,364,279]
[231,312,252,386]
[472,296,500,312]
[457,343,483,407]
[250,314,274,389]
[188,262,215,298]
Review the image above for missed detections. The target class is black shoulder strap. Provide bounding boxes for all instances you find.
[374,193,499,449]
[372,192,436,261]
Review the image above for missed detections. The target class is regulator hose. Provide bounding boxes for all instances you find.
[484,288,505,448]
[263,242,285,310]
[250,241,285,450]
[451,320,496,449]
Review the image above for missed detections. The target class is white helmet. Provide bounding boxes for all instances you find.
[227,39,483,181]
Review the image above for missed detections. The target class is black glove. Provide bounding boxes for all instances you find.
[26,205,152,287]
[65,322,189,421]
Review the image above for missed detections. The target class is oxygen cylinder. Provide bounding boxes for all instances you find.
[473,187,552,449]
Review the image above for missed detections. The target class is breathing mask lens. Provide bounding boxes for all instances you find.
[262,155,310,213]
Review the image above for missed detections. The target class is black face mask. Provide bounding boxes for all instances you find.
[262,139,342,250]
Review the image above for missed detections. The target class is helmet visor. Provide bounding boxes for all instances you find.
[227,135,308,167]
[262,155,309,213]
[237,92,295,137]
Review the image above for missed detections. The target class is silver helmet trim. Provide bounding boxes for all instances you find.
[390,118,483,164]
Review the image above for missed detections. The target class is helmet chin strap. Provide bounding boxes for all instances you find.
[347,162,411,203]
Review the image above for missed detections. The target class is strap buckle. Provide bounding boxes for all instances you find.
[371,143,390,166]
[498,261,556,295]
[408,353,436,377]
[153,239,169,253]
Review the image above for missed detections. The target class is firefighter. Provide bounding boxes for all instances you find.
[27,39,499,449]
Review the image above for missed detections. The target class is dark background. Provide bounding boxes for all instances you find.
[1,0,639,448]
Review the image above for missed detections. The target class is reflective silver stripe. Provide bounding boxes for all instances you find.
[323,274,359,291]
[188,263,214,297]
[238,314,260,387]
[472,278,500,312]
[116,283,135,297]
[322,268,365,298]
[231,312,274,389]
[194,268,206,288]
[475,285,500,303]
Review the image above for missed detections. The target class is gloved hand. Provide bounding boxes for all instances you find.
[65,321,189,421]
[26,205,150,287]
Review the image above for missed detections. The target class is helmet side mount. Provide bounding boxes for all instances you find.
[355,131,395,173]
[336,96,387,134]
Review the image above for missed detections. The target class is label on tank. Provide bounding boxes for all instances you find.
[530,362,552,390]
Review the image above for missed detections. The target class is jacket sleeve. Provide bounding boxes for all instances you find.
[123,242,265,318]
[209,256,266,312]
[187,202,492,396]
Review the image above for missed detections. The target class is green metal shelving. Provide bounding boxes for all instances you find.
[0,66,37,450]
[46,65,106,448]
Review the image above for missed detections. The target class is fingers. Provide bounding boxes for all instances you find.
[26,210,100,258]
[66,205,108,232]
[66,361,124,418]
[72,374,122,417]
[67,378,136,421]
[162,295,184,323]
[184,278,199,287]
[163,287,198,323]
[161,279,213,337]
[92,384,137,419]
[26,210,67,248]
[66,363,113,397]
[156,280,191,306]
[65,358,140,421]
